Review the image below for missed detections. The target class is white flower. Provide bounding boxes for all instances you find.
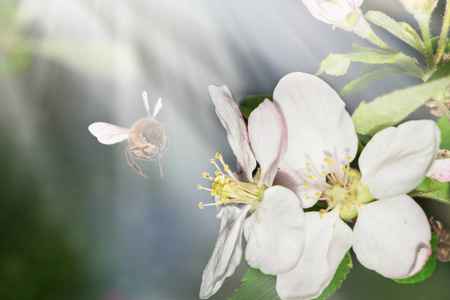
[272,72,440,299]
[198,85,305,299]
[301,0,363,30]
[398,0,438,18]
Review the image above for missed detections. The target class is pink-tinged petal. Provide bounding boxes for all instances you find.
[273,72,358,181]
[199,205,250,299]
[318,2,350,25]
[248,99,287,187]
[353,195,432,279]
[301,0,332,24]
[276,209,353,300]
[349,0,364,10]
[359,120,440,199]
[274,164,323,209]
[427,159,450,182]
[244,186,305,275]
[209,85,256,179]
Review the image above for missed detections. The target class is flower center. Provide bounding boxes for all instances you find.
[197,153,266,210]
[303,156,374,220]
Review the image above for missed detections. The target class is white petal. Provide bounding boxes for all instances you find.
[248,99,287,187]
[353,195,432,279]
[199,205,250,299]
[276,209,353,300]
[427,158,450,182]
[360,120,440,199]
[273,72,358,180]
[209,85,256,179]
[274,164,323,209]
[244,186,305,275]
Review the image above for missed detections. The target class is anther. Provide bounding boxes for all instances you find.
[357,201,362,207]
[197,184,202,189]
[305,194,310,200]
[339,206,344,211]
[215,153,223,160]
[341,167,347,173]
[215,170,220,176]
[349,170,356,177]
[321,170,326,175]
[199,202,204,209]
[307,175,314,179]
[304,183,309,188]
[358,182,363,187]
[346,156,352,161]
[202,172,210,178]
[306,163,310,167]
[319,209,325,219]
[217,200,223,205]
[210,159,215,164]
[315,192,321,197]
[224,165,230,173]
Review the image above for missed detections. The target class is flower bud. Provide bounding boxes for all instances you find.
[398,0,438,18]
[301,0,364,30]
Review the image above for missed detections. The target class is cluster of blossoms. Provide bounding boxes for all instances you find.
[198,72,445,299]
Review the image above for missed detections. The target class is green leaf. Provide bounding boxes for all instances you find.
[317,44,424,78]
[427,60,450,82]
[341,66,411,96]
[229,268,279,300]
[312,252,352,300]
[393,234,438,284]
[437,117,450,150]
[352,75,450,135]
[365,11,424,55]
[230,253,352,300]
[239,94,272,119]
[357,133,372,153]
[410,179,450,205]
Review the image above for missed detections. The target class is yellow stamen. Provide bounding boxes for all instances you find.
[346,156,352,161]
[341,167,347,173]
[217,200,223,205]
[306,163,310,167]
[307,175,314,179]
[357,201,362,207]
[224,165,230,172]
[315,192,321,197]
[321,170,326,175]
[319,209,325,219]
[215,153,223,159]
[305,194,310,200]
[304,183,309,188]
[210,158,215,163]
[202,172,210,178]
[197,184,202,189]
[211,189,216,196]
[349,170,356,177]
[215,170,220,176]
[358,182,363,187]
[199,202,204,209]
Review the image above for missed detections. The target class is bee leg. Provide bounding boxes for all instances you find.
[125,147,149,179]
[141,146,156,161]
[158,138,170,178]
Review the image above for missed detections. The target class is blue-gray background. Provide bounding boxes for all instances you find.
[1,0,449,299]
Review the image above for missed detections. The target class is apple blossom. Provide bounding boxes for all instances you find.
[301,0,364,30]
[273,72,440,299]
[198,85,305,299]
[398,0,438,18]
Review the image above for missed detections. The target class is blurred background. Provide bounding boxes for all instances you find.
[1,0,449,299]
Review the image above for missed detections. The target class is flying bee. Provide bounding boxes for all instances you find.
[88,91,169,179]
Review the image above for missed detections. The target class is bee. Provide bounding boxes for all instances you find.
[88,91,169,179]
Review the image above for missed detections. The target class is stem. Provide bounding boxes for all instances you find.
[419,16,436,71]
[435,0,450,66]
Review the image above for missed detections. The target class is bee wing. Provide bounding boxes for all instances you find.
[152,97,163,118]
[142,91,151,117]
[88,122,130,145]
